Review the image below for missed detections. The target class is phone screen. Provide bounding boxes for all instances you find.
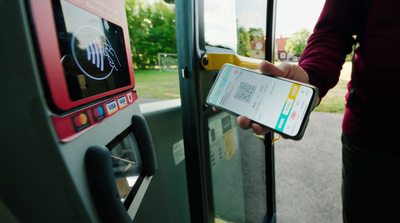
[207,64,318,139]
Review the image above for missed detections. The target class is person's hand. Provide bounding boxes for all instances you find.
[237,60,320,135]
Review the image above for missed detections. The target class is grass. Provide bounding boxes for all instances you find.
[134,69,180,99]
[313,61,351,114]
[134,62,351,114]
[314,79,348,114]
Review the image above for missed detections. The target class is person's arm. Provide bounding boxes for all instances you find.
[299,0,363,99]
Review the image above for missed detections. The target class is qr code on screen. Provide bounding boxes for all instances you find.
[234,82,256,104]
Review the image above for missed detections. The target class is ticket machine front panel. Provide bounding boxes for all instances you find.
[0,0,156,222]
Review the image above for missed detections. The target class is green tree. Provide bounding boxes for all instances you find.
[285,28,311,57]
[125,0,176,69]
[237,27,251,57]
[248,27,264,42]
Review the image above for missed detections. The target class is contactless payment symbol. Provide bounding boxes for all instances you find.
[71,24,122,81]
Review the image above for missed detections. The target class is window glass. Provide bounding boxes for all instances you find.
[107,129,142,203]
[207,112,266,223]
[275,0,324,62]
[204,1,268,222]
[125,0,179,103]
[204,0,267,59]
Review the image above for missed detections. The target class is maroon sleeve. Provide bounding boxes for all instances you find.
[299,0,363,99]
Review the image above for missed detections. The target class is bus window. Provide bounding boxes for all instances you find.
[125,0,179,103]
[275,0,324,62]
[203,1,268,222]
[204,0,267,60]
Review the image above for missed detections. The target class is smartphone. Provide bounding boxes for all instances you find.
[207,63,319,140]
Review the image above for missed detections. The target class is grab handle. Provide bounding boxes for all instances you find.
[201,53,262,70]
[131,115,157,176]
[85,146,132,223]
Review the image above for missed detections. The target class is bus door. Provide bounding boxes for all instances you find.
[175,0,277,222]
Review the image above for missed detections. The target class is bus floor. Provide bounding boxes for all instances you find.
[275,111,343,223]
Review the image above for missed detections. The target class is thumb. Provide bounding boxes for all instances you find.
[261,61,310,84]
[259,60,286,77]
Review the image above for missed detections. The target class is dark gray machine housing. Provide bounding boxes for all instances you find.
[0,1,156,222]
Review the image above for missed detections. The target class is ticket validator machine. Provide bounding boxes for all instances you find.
[0,0,157,222]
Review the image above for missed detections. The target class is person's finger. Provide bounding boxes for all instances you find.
[237,116,252,129]
[238,116,272,135]
[278,63,310,83]
[212,107,221,112]
[251,122,271,135]
[259,60,285,77]
[260,60,311,84]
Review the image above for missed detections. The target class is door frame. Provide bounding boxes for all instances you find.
[175,0,277,222]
